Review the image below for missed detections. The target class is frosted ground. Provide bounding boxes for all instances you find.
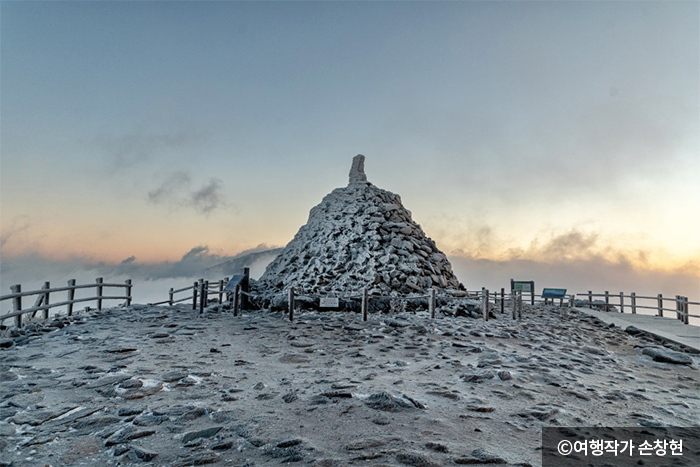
[1,301,698,466]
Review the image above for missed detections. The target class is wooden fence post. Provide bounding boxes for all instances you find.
[500,287,505,314]
[241,268,250,310]
[657,293,663,317]
[362,287,368,322]
[619,292,624,313]
[125,279,132,306]
[233,285,240,317]
[518,290,523,320]
[192,281,198,310]
[198,279,205,314]
[429,288,436,319]
[31,283,48,318]
[218,279,224,304]
[683,297,689,325]
[43,281,50,320]
[289,288,295,322]
[169,288,174,306]
[675,295,681,321]
[481,287,488,321]
[96,277,104,311]
[511,289,516,320]
[11,284,22,328]
[604,291,609,311]
[588,291,592,308]
[68,279,76,315]
[631,292,636,314]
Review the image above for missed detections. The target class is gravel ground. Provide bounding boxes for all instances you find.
[1,303,698,466]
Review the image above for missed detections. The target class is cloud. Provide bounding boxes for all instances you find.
[446,227,700,301]
[96,128,205,169]
[146,172,229,216]
[147,171,191,205]
[190,178,224,215]
[0,216,31,249]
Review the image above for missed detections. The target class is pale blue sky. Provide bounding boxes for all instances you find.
[1,1,698,298]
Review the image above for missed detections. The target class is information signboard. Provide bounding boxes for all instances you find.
[319,297,339,308]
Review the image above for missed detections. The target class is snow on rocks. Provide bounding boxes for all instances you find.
[256,155,464,298]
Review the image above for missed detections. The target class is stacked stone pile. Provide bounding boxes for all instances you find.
[256,155,464,297]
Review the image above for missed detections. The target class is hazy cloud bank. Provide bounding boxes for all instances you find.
[448,229,699,300]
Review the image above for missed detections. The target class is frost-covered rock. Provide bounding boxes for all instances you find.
[256,155,464,297]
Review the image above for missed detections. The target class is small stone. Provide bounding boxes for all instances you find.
[179,407,207,421]
[497,371,512,381]
[211,440,233,450]
[129,445,158,462]
[425,442,449,453]
[182,426,223,444]
[162,371,188,383]
[395,452,440,467]
[117,407,144,417]
[105,426,156,446]
[277,439,303,448]
[642,347,693,365]
[453,448,507,464]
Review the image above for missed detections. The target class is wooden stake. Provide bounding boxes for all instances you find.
[500,287,505,314]
[233,284,240,317]
[604,290,609,311]
[169,288,174,306]
[619,292,624,313]
[289,288,295,322]
[199,279,205,314]
[96,277,104,311]
[362,287,368,322]
[125,279,132,307]
[657,293,663,317]
[11,284,21,328]
[429,288,436,319]
[192,281,198,310]
[43,282,50,320]
[631,292,636,314]
[68,279,76,315]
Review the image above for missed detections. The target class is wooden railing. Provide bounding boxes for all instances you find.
[149,277,233,314]
[1,278,132,328]
[575,291,698,325]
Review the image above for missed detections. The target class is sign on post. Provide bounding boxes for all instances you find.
[511,279,535,305]
[319,297,339,308]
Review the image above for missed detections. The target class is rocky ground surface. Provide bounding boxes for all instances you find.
[1,303,698,466]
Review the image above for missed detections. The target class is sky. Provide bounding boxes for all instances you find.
[1,1,699,305]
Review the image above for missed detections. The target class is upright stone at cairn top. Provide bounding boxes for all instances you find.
[348,154,368,185]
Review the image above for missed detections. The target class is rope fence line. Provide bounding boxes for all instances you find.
[149,276,529,324]
[1,278,133,328]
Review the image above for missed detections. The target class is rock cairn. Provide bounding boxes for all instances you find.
[256,155,464,296]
